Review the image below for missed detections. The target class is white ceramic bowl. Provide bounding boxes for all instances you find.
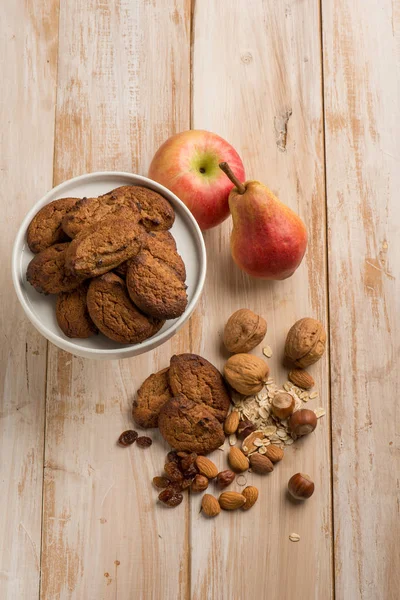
[12,172,206,359]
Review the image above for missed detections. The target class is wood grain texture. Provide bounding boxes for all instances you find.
[0,1,58,598]
[190,1,332,599]
[40,1,191,598]
[322,0,400,598]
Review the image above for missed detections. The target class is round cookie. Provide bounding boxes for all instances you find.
[27,197,78,253]
[26,243,84,294]
[158,395,225,455]
[65,217,145,278]
[132,367,172,428]
[87,272,164,344]
[168,354,231,423]
[144,231,186,281]
[128,186,175,231]
[56,283,98,339]
[62,186,141,238]
[126,250,187,319]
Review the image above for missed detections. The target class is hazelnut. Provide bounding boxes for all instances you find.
[271,392,295,420]
[224,354,269,395]
[289,409,317,436]
[288,473,315,500]
[216,470,235,488]
[223,309,267,354]
[284,318,326,368]
[191,474,209,492]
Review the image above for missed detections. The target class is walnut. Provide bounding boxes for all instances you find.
[223,309,267,354]
[223,353,269,395]
[284,318,326,368]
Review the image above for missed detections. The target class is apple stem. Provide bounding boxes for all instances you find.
[219,162,246,194]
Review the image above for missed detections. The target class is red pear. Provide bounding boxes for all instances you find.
[220,163,307,280]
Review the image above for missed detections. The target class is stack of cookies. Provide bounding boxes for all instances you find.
[133,353,231,455]
[25,185,188,343]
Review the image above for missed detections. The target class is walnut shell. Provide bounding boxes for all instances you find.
[223,354,269,395]
[223,309,267,354]
[284,318,326,368]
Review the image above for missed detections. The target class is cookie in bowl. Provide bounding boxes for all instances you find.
[56,282,98,339]
[27,197,78,253]
[26,243,84,294]
[86,272,164,344]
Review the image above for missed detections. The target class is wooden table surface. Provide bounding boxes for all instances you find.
[1,1,399,599]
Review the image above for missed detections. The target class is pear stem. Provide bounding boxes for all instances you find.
[219,162,246,194]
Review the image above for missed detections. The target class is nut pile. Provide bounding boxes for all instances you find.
[118,309,327,525]
[229,377,325,453]
[151,451,260,515]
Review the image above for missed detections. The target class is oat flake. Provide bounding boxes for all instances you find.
[263,345,273,358]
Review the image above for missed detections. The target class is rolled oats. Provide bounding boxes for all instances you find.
[263,345,273,358]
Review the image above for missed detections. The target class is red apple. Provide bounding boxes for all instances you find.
[148,130,245,230]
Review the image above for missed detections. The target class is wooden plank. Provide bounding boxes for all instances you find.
[0,1,58,598]
[322,0,400,598]
[190,1,332,599]
[40,1,191,598]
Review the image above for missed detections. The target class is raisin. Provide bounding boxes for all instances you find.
[118,430,138,446]
[153,476,170,489]
[164,461,183,482]
[180,452,198,472]
[181,478,193,490]
[167,481,183,493]
[158,489,183,507]
[136,436,152,448]
[166,451,179,464]
[182,464,198,480]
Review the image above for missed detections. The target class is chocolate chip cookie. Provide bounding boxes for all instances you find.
[132,367,173,428]
[65,217,145,278]
[158,395,225,455]
[26,243,84,294]
[126,247,187,320]
[168,354,231,422]
[56,282,98,338]
[61,187,141,238]
[27,197,78,253]
[87,272,164,343]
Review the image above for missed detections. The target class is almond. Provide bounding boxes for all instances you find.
[201,494,221,517]
[218,491,246,510]
[195,456,218,479]
[241,430,264,455]
[224,411,240,435]
[228,447,249,473]
[288,369,315,390]
[249,453,274,474]
[241,486,259,510]
[264,445,284,463]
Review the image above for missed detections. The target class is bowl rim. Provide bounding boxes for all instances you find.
[12,171,207,358]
